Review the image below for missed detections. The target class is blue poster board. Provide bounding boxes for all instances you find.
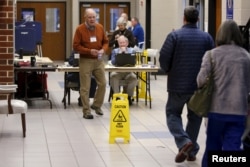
[15,21,42,43]
[15,21,42,54]
[226,0,234,19]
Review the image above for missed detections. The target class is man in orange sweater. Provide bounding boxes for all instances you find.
[73,8,109,119]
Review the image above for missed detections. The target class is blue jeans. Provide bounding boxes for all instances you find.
[201,113,246,167]
[166,92,202,157]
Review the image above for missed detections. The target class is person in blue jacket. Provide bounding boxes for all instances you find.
[159,6,214,163]
[130,17,144,49]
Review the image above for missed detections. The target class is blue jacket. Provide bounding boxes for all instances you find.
[159,24,214,93]
[130,24,144,49]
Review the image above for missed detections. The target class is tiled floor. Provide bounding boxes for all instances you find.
[0,69,206,167]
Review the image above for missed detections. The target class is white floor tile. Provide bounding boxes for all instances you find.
[0,71,207,167]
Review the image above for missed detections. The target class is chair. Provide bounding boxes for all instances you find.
[147,49,159,80]
[62,51,97,108]
[62,76,79,108]
[61,52,81,108]
[138,42,145,50]
[0,84,27,137]
[62,72,97,108]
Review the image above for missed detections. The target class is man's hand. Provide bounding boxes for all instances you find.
[120,47,126,52]
[98,49,104,54]
[90,49,99,56]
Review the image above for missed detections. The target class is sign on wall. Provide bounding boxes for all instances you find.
[226,0,234,19]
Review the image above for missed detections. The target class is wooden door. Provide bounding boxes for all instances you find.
[80,3,130,33]
[105,4,129,33]
[216,0,222,33]
[16,2,66,61]
[80,2,129,56]
[80,4,104,27]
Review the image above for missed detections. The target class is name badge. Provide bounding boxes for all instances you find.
[74,53,80,59]
[90,36,97,42]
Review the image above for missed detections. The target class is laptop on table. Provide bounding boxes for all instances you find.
[115,53,136,67]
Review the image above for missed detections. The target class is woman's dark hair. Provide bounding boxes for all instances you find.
[184,6,199,24]
[216,20,244,47]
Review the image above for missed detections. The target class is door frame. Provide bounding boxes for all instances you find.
[208,0,221,40]
[145,0,151,49]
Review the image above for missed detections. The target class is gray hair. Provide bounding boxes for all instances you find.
[216,20,243,47]
[84,8,96,18]
[116,17,127,26]
[117,35,128,43]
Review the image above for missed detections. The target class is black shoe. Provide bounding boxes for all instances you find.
[83,113,93,119]
[78,97,83,106]
[128,96,133,106]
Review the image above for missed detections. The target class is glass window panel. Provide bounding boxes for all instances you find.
[93,8,100,23]
[21,8,35,21]
[110,8,124,32]
[46,8,60,32]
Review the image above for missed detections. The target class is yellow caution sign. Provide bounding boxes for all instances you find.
[109,93,130,144]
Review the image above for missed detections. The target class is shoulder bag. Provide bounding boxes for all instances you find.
[187,51,214,117]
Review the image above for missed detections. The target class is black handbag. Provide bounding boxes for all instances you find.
[187,51,214,117]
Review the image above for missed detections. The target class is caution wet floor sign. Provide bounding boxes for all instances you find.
[109,93,130,144]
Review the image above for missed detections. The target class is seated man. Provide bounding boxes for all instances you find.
[67,51,97,106]
[110,35,137,105]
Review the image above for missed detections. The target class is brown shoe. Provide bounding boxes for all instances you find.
[175,142,194,163]
[187,155,196,161]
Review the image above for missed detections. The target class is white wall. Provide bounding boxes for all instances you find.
[150,0,185,50]
[221,0,250,25]
[151,0,250,50]
[240,0,250,24]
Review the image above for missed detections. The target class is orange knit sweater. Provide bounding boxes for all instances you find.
[73,23,109,59]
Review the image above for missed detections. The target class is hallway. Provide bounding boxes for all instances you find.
[0,70,206,167]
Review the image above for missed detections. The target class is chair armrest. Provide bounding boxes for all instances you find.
[0,85,17,93]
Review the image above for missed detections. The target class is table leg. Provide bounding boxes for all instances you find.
[40,71,52,109]
[147,72,152,109]
[61,72,67,109]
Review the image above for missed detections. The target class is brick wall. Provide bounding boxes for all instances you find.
[0,0,14,84]
[0,0,14,99]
